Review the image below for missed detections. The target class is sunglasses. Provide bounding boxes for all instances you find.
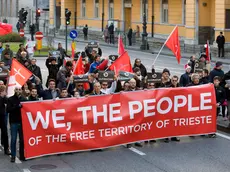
[102,84,108,86]
[172,80,178,82]
[78,85,83,87]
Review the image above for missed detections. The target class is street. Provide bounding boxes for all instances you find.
[1,40,230,172]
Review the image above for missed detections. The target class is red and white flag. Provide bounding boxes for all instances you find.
[165,26,181,64]
[7,59,32,97]
[109,51,133,75]
[206,40,211,62]
[118,34,125,56]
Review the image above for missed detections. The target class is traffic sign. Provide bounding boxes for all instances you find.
[35,31,43,40]
[69,30,78,39]
[19,29,24,37]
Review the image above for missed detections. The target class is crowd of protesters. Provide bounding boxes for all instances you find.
[0,41,230,163]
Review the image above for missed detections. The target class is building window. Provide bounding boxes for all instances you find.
[109,0,114,19]
[183,0,186,25]
[162,0,168,23]
[94,0,99,18]
[82,0,86,17]
[141,0,148,22]
[226,9,230,29]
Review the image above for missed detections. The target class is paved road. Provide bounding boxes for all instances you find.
[1,133,230,172]
[1,40,230,172]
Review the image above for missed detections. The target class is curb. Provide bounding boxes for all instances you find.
[217,124,230,134]
[45,35,230,65]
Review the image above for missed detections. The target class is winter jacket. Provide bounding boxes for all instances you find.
[221,71,230,100]
[200,76,209,85]
[56,67,70,90]
[0,96,7,116]
[133,63,147,77]
[179,72,191,87]
[209,68,224,83]
[0,47,4,55]
[216,35,225,47]
[6,94,27,124]
[36,84,60,100]
[1,48,13,59]
[127,28,133,38]
[68,82,94,96]
[28,64,42,81]
[89,61,100,73]
[16,48,29,64]
[215,86,226,104]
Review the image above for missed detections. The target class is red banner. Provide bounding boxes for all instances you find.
[21,84,216,159]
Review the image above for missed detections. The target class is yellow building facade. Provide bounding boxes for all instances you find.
[49,0,230,45]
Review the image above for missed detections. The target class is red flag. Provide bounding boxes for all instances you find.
[118,34,125,56]
[206,40,211,62]
[73,56,85,75]
[7,59,32,97]
[109,51,133,75]
[72,56,89,90]
[97,59,109,70]
[165,26,181,64]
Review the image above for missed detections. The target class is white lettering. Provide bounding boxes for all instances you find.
[157,97,172,114]
[200,93,212,110]
[52,109,66,128]
[174,95,187,112]
[109,103,122,122]
[27,111,50,130]
[129,101,143,119]
[77,106,91,125]
[143,99,156,117]
[92,105,108,124]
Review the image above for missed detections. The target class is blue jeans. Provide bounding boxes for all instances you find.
[10,123,24,158]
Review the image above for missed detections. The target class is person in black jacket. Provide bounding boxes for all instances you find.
[187,73,201,86]
[179,66,191,87]
[83,24,88,40]
[200,69,209,84]
[28,58,42,82]
[216,32,225,57]
[57,43,70,67]
[133,58,147,78]
[108,23,114,44]
[45,57,60,88]
[222,70,230,121]
[209,61,224,83]
[0,85,10,156]
[187,55,196,73]
[7,87,27,162]
[127,27,133,46]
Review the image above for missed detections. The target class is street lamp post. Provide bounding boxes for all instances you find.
[140,0,149,50]
[102,0,105,32]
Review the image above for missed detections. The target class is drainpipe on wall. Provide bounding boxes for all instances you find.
[102,0,104,32]
[74,0,77,29]
[151,0,154,37]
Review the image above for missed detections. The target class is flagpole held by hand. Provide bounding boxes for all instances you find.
[152,26,178,66]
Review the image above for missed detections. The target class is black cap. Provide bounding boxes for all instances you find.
[162,68,170,75]
[216,61,223,67]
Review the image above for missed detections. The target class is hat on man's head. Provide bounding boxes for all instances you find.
[162,68,170,76]
[216,61,223,68]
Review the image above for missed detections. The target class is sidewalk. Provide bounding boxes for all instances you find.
[48,33,230,65]
[217,116,230,134]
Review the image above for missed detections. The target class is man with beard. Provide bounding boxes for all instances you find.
[28,88,39,101]
[7,87,27,162]
[133,58,147,78]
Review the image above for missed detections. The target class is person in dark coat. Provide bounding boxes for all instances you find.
[133,58,147,78]
[83,24,88,40]
[216,32,225,57]
[45,57,60,88]
[1,44,13,60]
[108,23,114,44]
[57,43,70,67]
[209,61,224,83]
[221,70,230,121]
[0,85,10,155]
[200,69,209,84]
[127,27,133,46]
[36,79,60,100]
[187,55,196,73]
[59,88,72,98]
[179,66,191,87]
[56,61,73,90]
[28,58,42,82]
[16,44,29,64]
[7,87,27,162]
[89,82,104,96]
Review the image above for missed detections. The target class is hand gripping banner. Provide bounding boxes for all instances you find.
[21,84,216,159]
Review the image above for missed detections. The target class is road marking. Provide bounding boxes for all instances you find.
[129,147,146,156]
[15,157,22,164]
[217,132,230,140]
[23,169,31,172]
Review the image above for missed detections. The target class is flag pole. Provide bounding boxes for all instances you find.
[152,26,178,66]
